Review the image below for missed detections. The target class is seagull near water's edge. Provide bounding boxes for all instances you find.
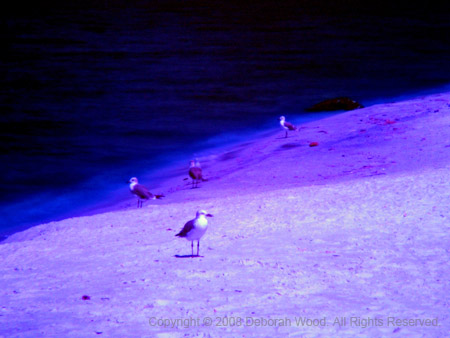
[176,210,213,257]
[189,160,204,188]
[128,177,164,208]
[279,116,298,138]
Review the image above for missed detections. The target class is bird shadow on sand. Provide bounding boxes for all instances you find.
[277,143,301,150]
[174,254,204,258]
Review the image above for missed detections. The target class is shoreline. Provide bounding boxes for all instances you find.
[1,86,449,242]
[4,90,450,243]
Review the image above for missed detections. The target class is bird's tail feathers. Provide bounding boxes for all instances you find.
[154,194,165,199]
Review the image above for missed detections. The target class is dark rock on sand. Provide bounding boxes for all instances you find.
[306,97,364,112]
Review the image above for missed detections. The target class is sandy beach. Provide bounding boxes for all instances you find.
[1,92,449,337]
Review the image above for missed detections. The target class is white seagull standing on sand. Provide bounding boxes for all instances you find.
[189,160,203,188]
[128,177,164,208]
[176,210,213,257]
[279,116,298,138]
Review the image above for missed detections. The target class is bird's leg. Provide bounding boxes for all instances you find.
[285,131,288,138]
[191,241,194,257]
[197,241,200,256]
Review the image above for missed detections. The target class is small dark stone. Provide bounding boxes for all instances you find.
[82,295,91,300]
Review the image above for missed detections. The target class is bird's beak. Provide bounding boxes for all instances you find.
[206,214,213,217]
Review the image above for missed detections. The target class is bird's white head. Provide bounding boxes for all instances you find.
[189,160,196,168]
[129,177,139,184]
[196,210,213,218]
[279,116,286,121]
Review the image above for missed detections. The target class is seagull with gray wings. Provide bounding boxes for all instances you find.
[128,177,164,208]
[279,116,298,138]
[176,210,213,257]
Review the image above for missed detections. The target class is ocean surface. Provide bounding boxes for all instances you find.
[1,1,449,239]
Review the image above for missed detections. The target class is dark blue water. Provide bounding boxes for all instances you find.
[1,1,449,238]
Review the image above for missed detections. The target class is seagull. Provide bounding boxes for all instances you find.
[128,177,164,208]
[279,116,298,138]
[189,160,203,188]
[176,210,213,257]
